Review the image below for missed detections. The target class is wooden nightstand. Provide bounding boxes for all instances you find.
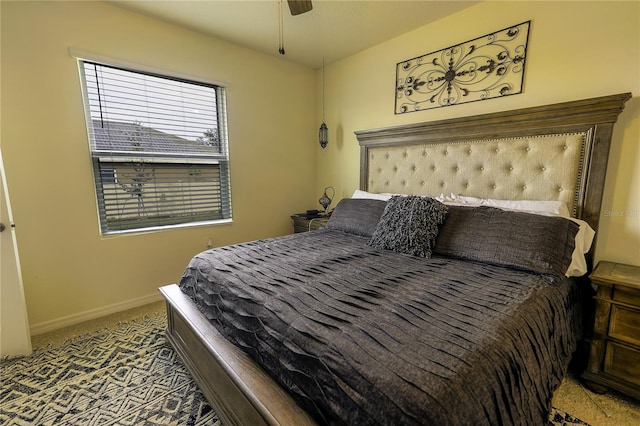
[582,261,640,400]
[291,214,329,233]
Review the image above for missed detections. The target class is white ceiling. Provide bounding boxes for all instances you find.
[109,0,479,69]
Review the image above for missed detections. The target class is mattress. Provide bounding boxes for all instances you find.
[179,229,581,425]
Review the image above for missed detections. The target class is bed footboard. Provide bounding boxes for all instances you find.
[158,284,317,426]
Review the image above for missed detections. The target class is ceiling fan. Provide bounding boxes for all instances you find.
[287,0,313,16]
[278,0,313,54]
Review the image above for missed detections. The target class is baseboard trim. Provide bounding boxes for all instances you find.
[30,292,164,336]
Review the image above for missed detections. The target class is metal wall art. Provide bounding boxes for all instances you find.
[395,21,530,114]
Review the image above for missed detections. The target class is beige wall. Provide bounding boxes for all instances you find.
[318,0,639,267]
[1,1,317,330]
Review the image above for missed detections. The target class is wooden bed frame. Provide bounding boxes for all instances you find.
[159,93,631,426]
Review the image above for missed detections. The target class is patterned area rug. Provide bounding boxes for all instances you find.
[0,311,588,425]
[1,313,217,425]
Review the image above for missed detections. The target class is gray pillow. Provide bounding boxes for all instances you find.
[434,205,579,276]
[368,195,448,258]
[326,198,387,237]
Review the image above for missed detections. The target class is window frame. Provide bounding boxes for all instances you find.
[75,54,232,235]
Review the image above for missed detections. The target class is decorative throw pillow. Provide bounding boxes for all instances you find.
[434,205,579,276]
[326,198,388,237]
[368,195,448,258]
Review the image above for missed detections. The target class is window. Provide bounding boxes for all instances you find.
[78,61,231,234]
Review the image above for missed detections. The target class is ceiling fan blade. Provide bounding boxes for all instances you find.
[287,0,313,16]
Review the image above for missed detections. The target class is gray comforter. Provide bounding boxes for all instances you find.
[179,229,581,425]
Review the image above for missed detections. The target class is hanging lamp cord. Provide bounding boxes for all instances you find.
[278,0,285,55]
[322,57,325,120]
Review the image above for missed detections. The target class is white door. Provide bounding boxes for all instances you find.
[0,149,32,357]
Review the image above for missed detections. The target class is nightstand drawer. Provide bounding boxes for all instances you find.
[613,287,640,306]
[609,305,640,346]
[605,341,640,387]
[583,261,640,399]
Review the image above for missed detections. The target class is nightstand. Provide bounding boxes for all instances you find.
[291,214,329,233]
[582,261,640,400]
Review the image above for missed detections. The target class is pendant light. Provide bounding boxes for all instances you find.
[278,0,285,55]
[319,58,328,149]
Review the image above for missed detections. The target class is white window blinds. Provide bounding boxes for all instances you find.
[79,60,231,234]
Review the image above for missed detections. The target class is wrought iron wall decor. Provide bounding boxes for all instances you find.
[395,21,530,114]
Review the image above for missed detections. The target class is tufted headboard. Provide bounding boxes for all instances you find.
[356,93,631,240]
[362,133,587,216]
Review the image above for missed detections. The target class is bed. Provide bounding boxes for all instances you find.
[159,93,631,426]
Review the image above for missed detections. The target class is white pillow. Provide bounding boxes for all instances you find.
[437,193,593,277]
[565,217,595,277]
[351,189,393,201]
[436,193,571,217]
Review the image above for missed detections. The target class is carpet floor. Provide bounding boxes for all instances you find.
[1,301,638,425]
